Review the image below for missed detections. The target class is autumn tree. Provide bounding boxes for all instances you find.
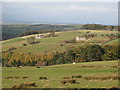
[85,45,105,62]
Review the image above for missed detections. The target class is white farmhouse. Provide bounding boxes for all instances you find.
[76,36,86,41]
[35,35,44,39]
[76,36,80,41]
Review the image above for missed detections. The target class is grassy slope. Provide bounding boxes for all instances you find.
[1,30,119,88]
[2,24,83,40]
[105,38,118,44]
[1,30,118,53]
[2,60,118,88]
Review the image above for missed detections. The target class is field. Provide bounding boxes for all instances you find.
[2,60,119,88]
[1,29,119,89]
[1,30,118,53]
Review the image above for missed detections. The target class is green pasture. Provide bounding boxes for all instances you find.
[1,30,118,53]
[2,60,118,88]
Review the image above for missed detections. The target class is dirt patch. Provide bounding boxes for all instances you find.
[71,75,81,78]
[14,77,21,79]
[84,75,120,81]
[61,79,78,84]
[5,77,13,79]
[5,76,28,79]
[64,74,81,79]
[12,82,37,88]
[77,65,118,68]
[22,76,29,79]
[64,76,71,79]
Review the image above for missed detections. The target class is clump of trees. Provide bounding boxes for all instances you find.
[18,29,61,37]
[2,47,17,53]
[102,45,119,60]
[18,31,39,37]
[27,36,40,44]
[27,37,36,44]
[2,44,119,67]
[64,39,76,43]
[48,32,56,37]
[23,43,27,46]
[84,33,97,39]
[81,24,118,31]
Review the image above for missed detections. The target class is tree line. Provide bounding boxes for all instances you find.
[18,29,61,37]
[2,24,81,40]
[2,44,119,67]
[81,24,118,31]
[3,24,119,40]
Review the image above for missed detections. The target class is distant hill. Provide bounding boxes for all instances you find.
[2,24,83,40]
[2,30,119,53]
[2,24,118,41]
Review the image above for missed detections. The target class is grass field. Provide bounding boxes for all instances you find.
[2,60,119,88]
[1,30,119,89]
[1,30,118,53]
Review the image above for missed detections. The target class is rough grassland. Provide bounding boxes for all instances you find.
[2,60,118,88]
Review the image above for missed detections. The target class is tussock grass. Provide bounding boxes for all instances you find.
[2,60,118,88]
[84,75,120,81]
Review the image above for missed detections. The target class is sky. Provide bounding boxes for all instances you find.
[1,2,118,25]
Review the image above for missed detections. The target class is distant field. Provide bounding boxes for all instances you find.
[2,60,118,88]
[2,38,26,45]
[2,24,83,40]
[1,30,118,53]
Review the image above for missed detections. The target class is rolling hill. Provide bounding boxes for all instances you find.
[1,30,119,53]
[1,29,119,89]
[2,24,83,40]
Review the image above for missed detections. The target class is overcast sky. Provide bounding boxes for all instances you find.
[1,2,118,25]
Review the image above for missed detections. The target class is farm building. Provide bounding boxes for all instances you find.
[35,35,44,39]
[76,36,86,41]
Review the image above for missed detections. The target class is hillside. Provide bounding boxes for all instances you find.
[2,60,118,88]
[1,24,117,41]
[1,30,119,53]
[2,30,119,88]
[2,24,83,40]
